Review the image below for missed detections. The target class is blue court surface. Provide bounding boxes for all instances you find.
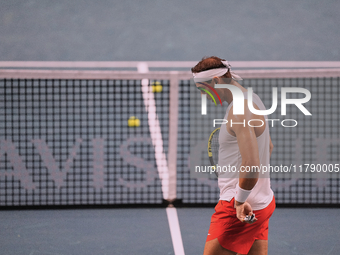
[1,207,339,255]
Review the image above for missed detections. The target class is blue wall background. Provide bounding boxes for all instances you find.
[1,0,339,61]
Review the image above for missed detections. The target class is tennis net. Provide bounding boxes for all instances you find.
[0,63,340,207]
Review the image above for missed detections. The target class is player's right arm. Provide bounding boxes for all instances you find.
[228,102,262,223]
[229,103,261,190]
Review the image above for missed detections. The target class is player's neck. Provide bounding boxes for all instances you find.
[222,80,247,104]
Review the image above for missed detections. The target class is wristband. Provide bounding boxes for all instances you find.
[235,184,252,203]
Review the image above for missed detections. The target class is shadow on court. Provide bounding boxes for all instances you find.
[0,208,339,255]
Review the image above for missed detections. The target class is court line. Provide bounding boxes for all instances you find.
[138,62,170,200]
[166,207,185,255]
[138,63,185,255]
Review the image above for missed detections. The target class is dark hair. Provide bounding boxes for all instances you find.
[191,56,227,73]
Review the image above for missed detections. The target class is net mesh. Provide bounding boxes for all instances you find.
[0,76,339,206]
[0,79,168,206]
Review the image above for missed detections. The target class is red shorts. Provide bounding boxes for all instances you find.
[206,196,276,255]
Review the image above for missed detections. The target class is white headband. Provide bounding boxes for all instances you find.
[192,60,242,82]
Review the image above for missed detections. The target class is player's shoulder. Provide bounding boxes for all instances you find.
[228,99,253,121]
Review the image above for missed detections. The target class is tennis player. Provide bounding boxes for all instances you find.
[192,57,275,255]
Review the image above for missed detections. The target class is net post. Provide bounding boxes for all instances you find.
[168,71,179,202]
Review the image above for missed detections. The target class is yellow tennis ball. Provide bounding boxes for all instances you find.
[151,82,163,93]
[156,85,162,92]
[128,116,140,127]
[128,116,135,127]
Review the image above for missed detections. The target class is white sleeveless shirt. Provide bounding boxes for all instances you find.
[218,91,274,210]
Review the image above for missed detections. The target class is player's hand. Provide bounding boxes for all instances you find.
[234,200,257,224]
